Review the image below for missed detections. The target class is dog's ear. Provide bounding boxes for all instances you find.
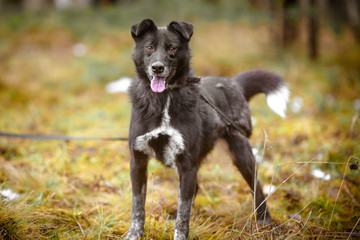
[130,19,157,40]
[167,21,194,42]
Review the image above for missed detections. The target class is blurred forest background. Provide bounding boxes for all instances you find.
[0,0,359,239]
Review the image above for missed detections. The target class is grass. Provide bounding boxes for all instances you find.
[0,5,360,240]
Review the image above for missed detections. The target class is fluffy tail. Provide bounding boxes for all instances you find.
[232,69,290,118]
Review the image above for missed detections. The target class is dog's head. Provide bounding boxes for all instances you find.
[130,19,194,93]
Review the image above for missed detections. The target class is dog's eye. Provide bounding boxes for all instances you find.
[146,46,153,51]
[169,47,177,52]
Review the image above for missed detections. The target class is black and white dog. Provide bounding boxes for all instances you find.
[125,19,289,240]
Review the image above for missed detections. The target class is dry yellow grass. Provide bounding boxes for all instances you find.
[0,6,359,240]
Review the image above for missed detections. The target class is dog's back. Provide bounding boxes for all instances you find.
[199,69,288,137]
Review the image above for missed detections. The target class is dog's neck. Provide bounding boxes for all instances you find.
[130,74,200,127]
[166,76,201,90]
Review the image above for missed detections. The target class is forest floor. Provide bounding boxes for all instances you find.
[0,7,359,240]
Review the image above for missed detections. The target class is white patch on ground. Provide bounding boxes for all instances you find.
[0,188,20,201]
[317,152,324,160]
[106,77,132,93]
[134,96,185,168]
[311,168,331,181]
[290,96,303,113]
[263,184,276,195]
[266,85,290,118]
[72,43,87,57]
[353,99,360,111]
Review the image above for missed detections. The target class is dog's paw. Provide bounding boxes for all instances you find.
[124,229,143,240]
[174,229,187,240]
[257,216,275,227]
[124,234,141,240]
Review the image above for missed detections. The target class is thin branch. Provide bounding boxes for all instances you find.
[328,155,354,229]
[241,157,317,234]
[347,217,360,240]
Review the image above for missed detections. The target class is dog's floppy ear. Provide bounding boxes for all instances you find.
[130,19,157,40]
[167,21,194,42]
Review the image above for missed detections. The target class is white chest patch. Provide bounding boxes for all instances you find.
[134,96,185,168]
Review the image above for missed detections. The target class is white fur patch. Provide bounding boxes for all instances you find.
[134,97,185,168]
[266,85,290,118]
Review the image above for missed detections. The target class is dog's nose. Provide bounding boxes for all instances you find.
[151,62,165,74]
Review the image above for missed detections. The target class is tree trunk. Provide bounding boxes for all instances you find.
[282,0,300,47]
[308,0,319,60]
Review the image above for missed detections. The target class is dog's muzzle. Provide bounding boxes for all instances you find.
[149,62,168,93]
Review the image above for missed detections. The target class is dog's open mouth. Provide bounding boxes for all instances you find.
[151,76,166,93]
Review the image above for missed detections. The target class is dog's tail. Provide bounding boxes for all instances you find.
[232,69,290,118]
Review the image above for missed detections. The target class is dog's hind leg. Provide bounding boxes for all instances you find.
[174,163,199,240]
[224,131,271,223]
[125,151,149,240]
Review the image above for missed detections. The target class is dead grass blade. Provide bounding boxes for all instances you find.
[241,157,317,235]
[347,217,360,240]
[328,155,356,230]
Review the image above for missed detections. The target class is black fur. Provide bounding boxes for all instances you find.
[125,19,287,240]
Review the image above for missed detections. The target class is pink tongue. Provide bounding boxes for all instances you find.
[151,76,166,93]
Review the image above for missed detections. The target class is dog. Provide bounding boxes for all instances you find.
[125,19,289,240]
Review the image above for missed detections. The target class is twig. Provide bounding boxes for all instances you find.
[199,183,212,203]
[76,220,85,237]
[97,204,103,240]
[240,157,317,235]
[301,206,313,231]
[349,112,359,136]
[343,182,359,206]
[73,203,85,237]
[276,161,347,166]
[271,201,313,233]
[328,155,354,230]
[347,217,360,240]
[284,205,314,239]
[259,159,316,215]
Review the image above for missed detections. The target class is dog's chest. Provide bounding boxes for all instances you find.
[134,96,185,168]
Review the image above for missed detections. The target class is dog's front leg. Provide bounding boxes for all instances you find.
[125,152,149,240]
[174,166,198,240]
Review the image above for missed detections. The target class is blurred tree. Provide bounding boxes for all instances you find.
[282,0,300,47]
[0,0,23,8]
[327,0,350,35]
[256,0,359,60]
[92,0,122,7]
[308,0,319,60]
[345,0,360,41]
[259,0,282,47]
[327,0,360,42]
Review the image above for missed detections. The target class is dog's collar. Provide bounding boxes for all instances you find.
[166,77,201,90]
[187,77,201,84]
